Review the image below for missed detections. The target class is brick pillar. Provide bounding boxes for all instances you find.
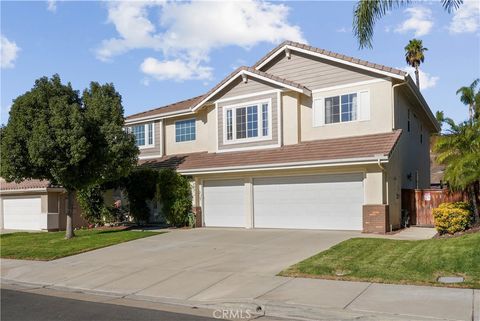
[363,205,389,234]
[192,206,202,228]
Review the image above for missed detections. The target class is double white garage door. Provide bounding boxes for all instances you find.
[203,173,364,230]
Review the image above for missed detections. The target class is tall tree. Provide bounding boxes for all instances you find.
[0,75,138,238]
[405,39,428,88]
[353,0,463,48]
[456,78,480,121]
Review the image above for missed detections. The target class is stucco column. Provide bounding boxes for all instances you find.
[245,177,253,228]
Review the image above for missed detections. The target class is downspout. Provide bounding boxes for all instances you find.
[377,156,390,231]
[391,80,408,130]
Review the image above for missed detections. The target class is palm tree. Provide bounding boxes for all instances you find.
[435,115,480,223]
[353,0,463,48]
[456,79,480,121]
[405,39,428,88]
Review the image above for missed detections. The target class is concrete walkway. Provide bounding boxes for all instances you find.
[1,228,476,321]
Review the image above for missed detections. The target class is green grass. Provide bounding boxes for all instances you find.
[280,232,480,288]
[0,229,161,261]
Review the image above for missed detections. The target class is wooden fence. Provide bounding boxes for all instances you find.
[401,189,469,226]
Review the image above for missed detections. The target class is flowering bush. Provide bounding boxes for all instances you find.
[432,202,472,234]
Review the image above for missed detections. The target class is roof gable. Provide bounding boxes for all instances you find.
[254,41,407,80]
[191,66,311,112]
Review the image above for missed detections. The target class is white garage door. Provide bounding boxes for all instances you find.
[203,179,245,227]
[253,173,364,230]
[3,197,43,230]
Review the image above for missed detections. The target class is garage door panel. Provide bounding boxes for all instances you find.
[253,173,363,230]
[3,197,43,230]
[203,179,245,228]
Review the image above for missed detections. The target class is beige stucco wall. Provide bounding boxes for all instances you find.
[164,105,215,155]
[282,91,300,145]
[393,87,432,190]
[300,80,393,141]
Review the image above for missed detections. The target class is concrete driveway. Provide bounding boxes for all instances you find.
[2,228,358,300]
[2,228,476,321]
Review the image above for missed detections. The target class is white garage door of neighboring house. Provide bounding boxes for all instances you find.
[203,179,245,227]
[253,173,364,230]
[3,197,43,230]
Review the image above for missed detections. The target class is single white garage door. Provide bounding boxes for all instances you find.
[253,173,364,230]
[2,197,43,230]
[203,179,245,227]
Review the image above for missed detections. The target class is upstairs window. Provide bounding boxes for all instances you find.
[224,100,271,143]
[325,93,357,124]
[131,123,154,148]
[175,119,196,142]
[313,90,369,127]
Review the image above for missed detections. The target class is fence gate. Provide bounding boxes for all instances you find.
[401,189,468,226]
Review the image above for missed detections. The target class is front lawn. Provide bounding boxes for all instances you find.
[280,232,480,288]
[0,228,160,261]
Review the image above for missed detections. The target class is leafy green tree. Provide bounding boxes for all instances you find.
[435,114,480,222]
[353,0,462,48]
[405,39,428,88]
[456,78,480,121]
[0,75,138,238]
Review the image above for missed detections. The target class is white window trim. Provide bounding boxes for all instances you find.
[313,90,369,127]
[174,118,197,143]
[131,123,155,149]
[222,98,273,145]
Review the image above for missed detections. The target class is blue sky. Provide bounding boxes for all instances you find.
[1,1,479,124]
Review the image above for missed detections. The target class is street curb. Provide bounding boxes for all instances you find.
[2,278,447,321]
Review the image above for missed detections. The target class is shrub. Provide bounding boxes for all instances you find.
[123,169,159,224]
[432,202,472,234]
[77,185,106,224]
[158,169,192,227]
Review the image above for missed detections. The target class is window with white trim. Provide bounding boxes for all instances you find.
[325,93,357,124]
[224,100,271,143]
[313,90,369,127]
[131,123,154,148]
[175,119,196,142]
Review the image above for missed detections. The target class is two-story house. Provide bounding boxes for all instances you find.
[125,41,440,234]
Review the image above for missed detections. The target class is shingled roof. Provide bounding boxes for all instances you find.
[0,179,52,191]
[253,40,408,77]
[140,130,402,173]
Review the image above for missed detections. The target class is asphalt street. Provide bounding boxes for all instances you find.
[1,289,218,321]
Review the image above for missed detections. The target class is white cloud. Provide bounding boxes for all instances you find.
[395,7,433,36]
[96,0,305,81]
[47,0,56,12]
[448,0,480,34]
[140,57,213,81]
[1,35,20,69]
[336,27,350,33]
[403,66,439,90]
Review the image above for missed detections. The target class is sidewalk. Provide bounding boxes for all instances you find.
[2,257,477,321]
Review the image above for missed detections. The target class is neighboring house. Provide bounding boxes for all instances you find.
[126,41,440,234]
[0,179,87,231]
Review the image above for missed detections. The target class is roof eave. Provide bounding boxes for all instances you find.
[177,155,389,175]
